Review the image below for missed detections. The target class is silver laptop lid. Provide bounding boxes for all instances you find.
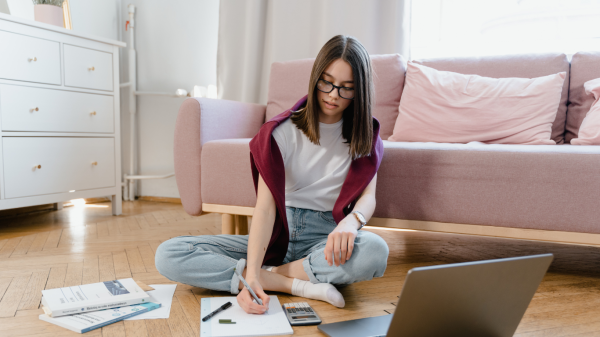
[386,254,553,337]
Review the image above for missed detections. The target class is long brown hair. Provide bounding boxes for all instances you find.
[290,35,374,160]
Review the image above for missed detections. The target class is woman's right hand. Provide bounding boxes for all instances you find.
[236,277,270,314]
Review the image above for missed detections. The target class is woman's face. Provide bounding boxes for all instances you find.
[316,58,354,124]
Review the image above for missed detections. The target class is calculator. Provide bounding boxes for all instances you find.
[282,302,322,326]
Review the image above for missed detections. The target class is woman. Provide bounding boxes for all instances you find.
[155,35,388,315]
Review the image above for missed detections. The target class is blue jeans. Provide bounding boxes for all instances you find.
[155,207,389,294]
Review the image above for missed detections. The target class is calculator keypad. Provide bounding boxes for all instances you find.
[282,302,322,326]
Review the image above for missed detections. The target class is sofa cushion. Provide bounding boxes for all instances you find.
[202,138,600,234]
[376,141,600,233]
[266,54,406,140]
[415,53,570,144]
[571,78,600,145]
[567,52,600,143]
[389,62,565,145]
[201,139,257,207]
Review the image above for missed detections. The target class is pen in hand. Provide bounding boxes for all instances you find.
[234,268,266,308]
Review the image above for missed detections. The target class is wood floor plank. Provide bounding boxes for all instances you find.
[135,216,151,230]
[63,262,84,287]
[138,245,158,272]
[174,290,201,337]
[18,270,49,310]
[101,320,126,337]
[82,256,100,285]
[127,218,141,231]
[99,254,116,282]
[0,237,22,258]
[117,218,131,235]
[42,229,63,250]
[0,275,31,317]
[0,239,7,251]
[146,319,173,337]
[27,231,50,254]
[166,295,195,337]
[86,223,98,238]
[10,234,37,256]
[45,266,67,290]
[123,320,149,337]
[112,251,132,279]
[107,220,119,237]
[148,241,161,254]
[125,248,146,274]
[97,222,109,238]
[0,278,12,302]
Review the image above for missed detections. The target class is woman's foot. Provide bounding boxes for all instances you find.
[291,279,345,308]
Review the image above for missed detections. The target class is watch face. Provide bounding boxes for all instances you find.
[355,212,366,224]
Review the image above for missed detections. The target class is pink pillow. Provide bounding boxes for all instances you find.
[388,62,566,145]
[571,78,600,145]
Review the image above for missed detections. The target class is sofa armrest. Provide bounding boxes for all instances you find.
[174,98,266,215]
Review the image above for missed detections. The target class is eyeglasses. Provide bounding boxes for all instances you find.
[316,79,355,99]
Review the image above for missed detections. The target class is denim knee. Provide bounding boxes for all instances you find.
[155,237,188,281]
[354,232,389,278]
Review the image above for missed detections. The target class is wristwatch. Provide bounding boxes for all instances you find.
[350,211,367,230]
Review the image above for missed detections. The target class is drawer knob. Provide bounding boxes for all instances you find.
[88,66,95,71]
[90,111,97,116]
[30,107,39,112]
[28,57,37,62]
[92,161,98,166]
[33,165,41,170]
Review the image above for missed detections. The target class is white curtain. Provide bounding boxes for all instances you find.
[217,0,411,105]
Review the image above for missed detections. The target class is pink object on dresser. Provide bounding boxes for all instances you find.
[571,78,600,145]
[388,62,566,145]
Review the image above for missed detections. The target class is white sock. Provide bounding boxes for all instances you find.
[261,265,274,272]
[291,279,345,308]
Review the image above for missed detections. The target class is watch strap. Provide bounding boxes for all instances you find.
[351,211,367,230]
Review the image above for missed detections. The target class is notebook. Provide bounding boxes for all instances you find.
[200,296,293,337]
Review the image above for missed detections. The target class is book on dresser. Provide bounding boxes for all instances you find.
[41,278,150,317]
[0,11,124,215]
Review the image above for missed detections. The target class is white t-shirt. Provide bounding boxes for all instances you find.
[272,118,352,212]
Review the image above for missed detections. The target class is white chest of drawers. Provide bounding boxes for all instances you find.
[0,13,123,215]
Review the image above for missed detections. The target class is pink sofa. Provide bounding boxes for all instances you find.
[174,52,600,244]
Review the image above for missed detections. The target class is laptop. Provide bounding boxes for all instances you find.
[318,254,553,337]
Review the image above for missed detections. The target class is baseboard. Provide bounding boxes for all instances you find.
[138,196,182,204]
[201,203,600,246]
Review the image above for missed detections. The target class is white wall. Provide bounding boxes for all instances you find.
[119,0,219,198]
[69,0,120,40]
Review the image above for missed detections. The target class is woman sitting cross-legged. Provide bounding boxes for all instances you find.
[155,35,388,314]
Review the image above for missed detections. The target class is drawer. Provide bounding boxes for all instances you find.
[0,85,115,133]
[0,30,61,85]
[3,137,115,199]
[64,45,113,91]
[0,85,114,133]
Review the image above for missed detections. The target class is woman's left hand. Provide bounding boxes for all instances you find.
[324,216,360,267]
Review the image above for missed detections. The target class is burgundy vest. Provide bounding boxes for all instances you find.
[249,95,384,266]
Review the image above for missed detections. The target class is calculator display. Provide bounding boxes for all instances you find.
[293,315,316,319]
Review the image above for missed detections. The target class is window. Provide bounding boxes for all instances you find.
[411,0,600,60]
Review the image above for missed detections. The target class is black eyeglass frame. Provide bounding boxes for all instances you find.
[316,79,355,100]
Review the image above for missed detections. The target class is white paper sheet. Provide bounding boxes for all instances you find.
[125,284,177,320]
[200,296,293,337]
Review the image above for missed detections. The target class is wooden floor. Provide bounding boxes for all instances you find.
[1,201,600,336]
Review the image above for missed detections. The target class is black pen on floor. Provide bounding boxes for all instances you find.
[202,301,232,322]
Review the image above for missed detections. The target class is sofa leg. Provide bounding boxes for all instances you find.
[235,215,248,235]
[222,214,235,234]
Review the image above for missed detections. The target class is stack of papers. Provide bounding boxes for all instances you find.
[38,279,178,334]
